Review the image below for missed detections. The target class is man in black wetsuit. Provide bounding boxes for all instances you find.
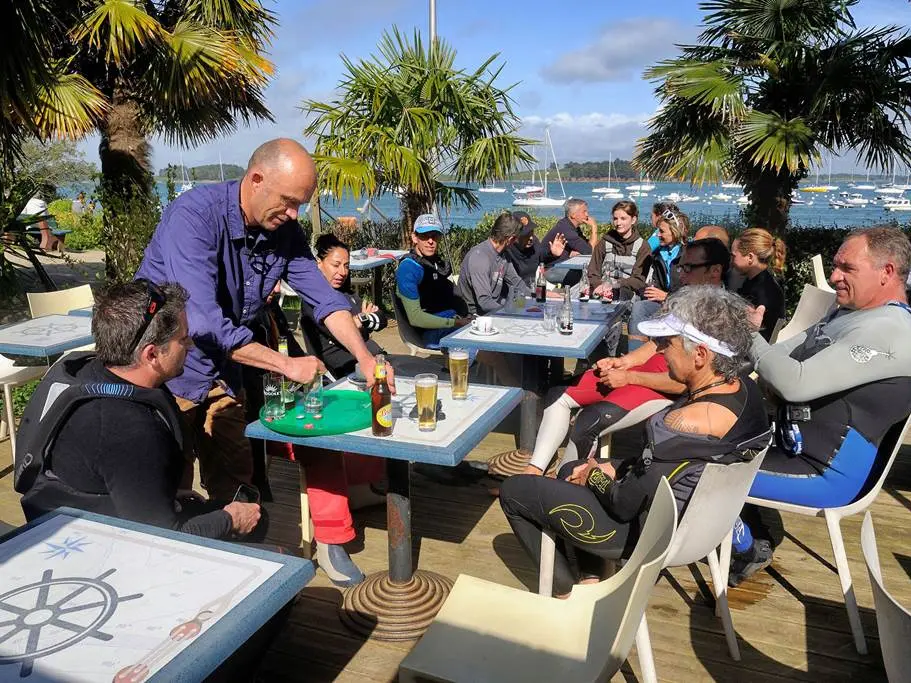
[18,282,263,540]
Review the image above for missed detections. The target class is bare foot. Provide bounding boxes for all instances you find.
[523,464,544,476]
[554,591,571,600]
[579,576,601,585]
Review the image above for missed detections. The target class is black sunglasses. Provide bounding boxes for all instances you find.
[130,279,167,352]
[675,261,714,273]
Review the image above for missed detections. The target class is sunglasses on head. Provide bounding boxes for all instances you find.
[661,209,680,228]
[130,279,167,352]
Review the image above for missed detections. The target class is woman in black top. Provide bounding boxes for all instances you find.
[299,234,388,377]
[731,228,786,341]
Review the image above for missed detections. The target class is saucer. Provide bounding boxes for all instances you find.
[470,328,498,337]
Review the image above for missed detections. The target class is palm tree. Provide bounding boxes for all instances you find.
[634,0,911,233]
[0,0,107,171]
[5,0,276,281]
[302,28,534,245]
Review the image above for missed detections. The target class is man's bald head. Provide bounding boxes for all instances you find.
[693,225,730,248]
[242,138,316,231]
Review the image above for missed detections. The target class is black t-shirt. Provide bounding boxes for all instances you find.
[48,361,231,538]
[737,269,786,340]
[300,290,385,377]
[542,218,592,265]
[504,235,543,286]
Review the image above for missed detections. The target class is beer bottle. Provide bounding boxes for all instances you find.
[534,265,547,303]
[371,354,393,436]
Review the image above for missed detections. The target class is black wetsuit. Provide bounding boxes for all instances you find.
[499,379,770,594]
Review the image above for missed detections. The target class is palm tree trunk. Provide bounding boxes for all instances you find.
[744,167,798,236]
[98,93,156,282]
[400,193,431,248]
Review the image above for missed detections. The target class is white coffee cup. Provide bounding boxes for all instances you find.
[472,316,493,333]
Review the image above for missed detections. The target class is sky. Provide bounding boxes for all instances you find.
[77,0,911,175]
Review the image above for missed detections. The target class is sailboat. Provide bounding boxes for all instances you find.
[177,153,194,195]
[592,153,623,198]
[512,145,545,196]
[625,177,656,192]
[800,163,828,192]
[822,157,839,191]
[850,169,875,191]
[895,168,911,192]
[512,128,568,208]
[478,182,507,194]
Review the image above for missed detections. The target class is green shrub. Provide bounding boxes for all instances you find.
[101,190,161,283]
[46,198,104,251]
[0,379,40,420]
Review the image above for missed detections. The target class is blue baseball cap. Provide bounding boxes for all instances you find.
[413,213,445,235]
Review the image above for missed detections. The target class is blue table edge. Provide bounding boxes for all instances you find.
[0,507,315,683]
[245,383,523,467]
[0,315,94,357]
[438,322,610,359]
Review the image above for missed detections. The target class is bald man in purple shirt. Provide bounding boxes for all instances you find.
[136,139,387,506]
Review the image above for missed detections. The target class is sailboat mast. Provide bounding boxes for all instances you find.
[547,128,566,199]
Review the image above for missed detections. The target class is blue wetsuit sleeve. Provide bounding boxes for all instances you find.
[396,259,423,300]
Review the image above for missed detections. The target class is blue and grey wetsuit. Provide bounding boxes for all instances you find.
[748,302,911,507]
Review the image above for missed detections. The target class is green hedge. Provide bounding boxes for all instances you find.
[47,198,103,251]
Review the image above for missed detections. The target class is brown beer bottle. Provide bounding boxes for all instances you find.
[371,354,393,436]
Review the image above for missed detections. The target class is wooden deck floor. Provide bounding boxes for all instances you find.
[1,324,909,681]
[4,431,908,682]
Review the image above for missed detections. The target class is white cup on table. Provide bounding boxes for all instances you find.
[472,316,493,333]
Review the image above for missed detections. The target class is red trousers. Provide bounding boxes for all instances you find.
[269,443,385,545]
[565,353,670,410]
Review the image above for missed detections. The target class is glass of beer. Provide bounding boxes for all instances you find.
[415,373,439,432]
[449,348,469,400]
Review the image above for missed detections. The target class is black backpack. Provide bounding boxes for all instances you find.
[14,352,183,494]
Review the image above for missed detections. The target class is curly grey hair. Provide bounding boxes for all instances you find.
[657,285,753,380]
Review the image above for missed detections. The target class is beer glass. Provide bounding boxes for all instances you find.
[449,348,470,400]
[263,372,286,420]
[415,373,439,432]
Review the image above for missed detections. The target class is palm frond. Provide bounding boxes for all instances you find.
[302,26,529,214]
[734,110,817,172]
[179,0,276,43]
[32,68,109,139]
[73,0,164,67]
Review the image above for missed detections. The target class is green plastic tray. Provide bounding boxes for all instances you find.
[258,389,372,437]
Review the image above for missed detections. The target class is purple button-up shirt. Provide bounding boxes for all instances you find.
[136,180,350,403]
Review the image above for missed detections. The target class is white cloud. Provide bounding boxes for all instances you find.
[540,18,689,84]
[520,111,653,161]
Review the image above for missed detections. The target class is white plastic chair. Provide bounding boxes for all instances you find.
[746,414,911,655]
[861,511,911,682]
[597,399,672,460]
[634,448,769,681]
[775,284,836,344]
[810,254,836,293]
[399,478,678,683]
[26,283,94,318]
[0,355,46,465]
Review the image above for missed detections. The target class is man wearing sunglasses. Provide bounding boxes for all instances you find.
[136,138,391,509]
[19,282,262,540]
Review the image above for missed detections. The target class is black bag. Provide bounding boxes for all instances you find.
[14,352,183,494]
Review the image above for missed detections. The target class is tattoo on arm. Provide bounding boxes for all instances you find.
[663,407,712,435]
